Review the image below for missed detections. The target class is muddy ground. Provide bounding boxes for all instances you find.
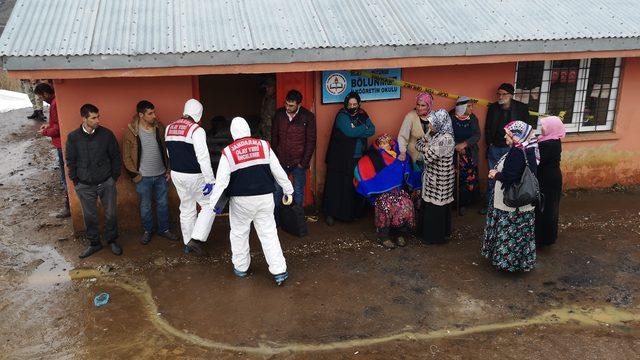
[1,108,639,359]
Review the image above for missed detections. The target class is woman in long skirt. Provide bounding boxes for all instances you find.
[535,116,565,247]
[482,120,538,271]
[323,92,375,225]
[450,96,481,215]
[415,109,456,244]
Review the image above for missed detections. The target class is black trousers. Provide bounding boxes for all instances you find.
[75,178,118,246]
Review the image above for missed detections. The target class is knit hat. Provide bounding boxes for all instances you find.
[498,83,515,95]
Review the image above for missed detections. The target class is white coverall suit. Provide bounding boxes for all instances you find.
[208,117,293,275]
[165,99,216,245]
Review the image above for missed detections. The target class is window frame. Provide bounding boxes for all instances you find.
[515,58,622,133]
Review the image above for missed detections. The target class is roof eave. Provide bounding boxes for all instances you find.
[3,38,640,72]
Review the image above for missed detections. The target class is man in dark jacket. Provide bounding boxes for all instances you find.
[271,89,316,209]
[481,82,533,214]
[66,104,123,258]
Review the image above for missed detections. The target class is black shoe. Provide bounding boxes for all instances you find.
[186,239,205,256]
[110,242,123,256]
[26,110,38,119]
[159,230,179,241]
[325,216,335,226]
[33,110,46,122]
[140,231,152,245]
[79,244,103,259]
[478,207,488,215]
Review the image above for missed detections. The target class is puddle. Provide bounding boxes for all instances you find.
[58,269,640,356]
[25,245,73,290]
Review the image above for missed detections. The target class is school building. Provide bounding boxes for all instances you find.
[1,0,639,231]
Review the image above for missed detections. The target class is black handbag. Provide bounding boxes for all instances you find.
[278,203,308,237]
[503,148,540,208]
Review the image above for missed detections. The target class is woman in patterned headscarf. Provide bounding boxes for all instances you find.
[415,109,456,244]
[482,120,538,272]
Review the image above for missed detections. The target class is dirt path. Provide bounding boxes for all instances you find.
[1,108,639,359]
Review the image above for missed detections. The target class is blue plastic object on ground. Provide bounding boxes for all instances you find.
[94,292,110,307]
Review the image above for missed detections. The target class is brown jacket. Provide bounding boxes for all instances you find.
[122,116,169,183]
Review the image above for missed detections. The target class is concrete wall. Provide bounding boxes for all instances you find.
[55,76,194,232]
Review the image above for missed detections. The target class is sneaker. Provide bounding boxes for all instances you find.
[396,236,407,247]
[140,231,152,245]
[186,239,205,256]
[159,230,179,241]
[233,267,251,278]
[110,242,123,256]
[79,244,103,259]
[274,272,289,286]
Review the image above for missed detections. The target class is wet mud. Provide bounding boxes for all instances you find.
[1,108,640,359]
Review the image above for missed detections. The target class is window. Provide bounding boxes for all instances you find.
[514,58,622,132]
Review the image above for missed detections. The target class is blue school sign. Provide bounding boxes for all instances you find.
[321,69,402,104]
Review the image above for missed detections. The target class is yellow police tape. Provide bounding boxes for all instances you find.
[350,70,566,120]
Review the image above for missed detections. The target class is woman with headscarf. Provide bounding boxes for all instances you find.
[323,91,376,225]
[482,120,538,272]
[449,96,481,215]
[415,109,456,244]
[354,134,418,248]
[398,92,434,167]
[398,92,435,225]
[535,116,565,247]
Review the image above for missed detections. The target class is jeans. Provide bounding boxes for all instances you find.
[274,165,306,206]
[56,148,67,192]
[135,174,170,233]
[486,145,510,205]
[75,177,118,246]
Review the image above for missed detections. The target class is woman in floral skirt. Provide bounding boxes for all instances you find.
[482,120,538,272]
[354,134,419,248]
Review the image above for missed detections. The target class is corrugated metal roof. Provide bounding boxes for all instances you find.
[2,0,640,58]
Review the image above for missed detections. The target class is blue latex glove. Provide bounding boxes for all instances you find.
[213,207,223,215]
[202,183,214,196]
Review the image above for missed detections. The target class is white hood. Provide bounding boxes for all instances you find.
[183,99,203,123]
[230,117,251,140]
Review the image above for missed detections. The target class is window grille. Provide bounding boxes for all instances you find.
[514,58,621,132]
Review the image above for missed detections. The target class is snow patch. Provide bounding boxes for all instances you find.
[0,90,32,113]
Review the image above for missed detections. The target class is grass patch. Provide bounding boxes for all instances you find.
[0,70,22,92]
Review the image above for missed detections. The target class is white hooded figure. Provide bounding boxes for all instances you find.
[165,99,216,254]
[208,117,293,286]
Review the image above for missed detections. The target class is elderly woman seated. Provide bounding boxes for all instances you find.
[354,134,421,248]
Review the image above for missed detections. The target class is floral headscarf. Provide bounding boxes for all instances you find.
[504,120,534,148]
[429,109,454,136]
[416,92,434,109]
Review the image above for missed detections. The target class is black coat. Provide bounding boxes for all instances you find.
[66,125,122,185]
[535,139,563,245]
[485,100,533,148]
